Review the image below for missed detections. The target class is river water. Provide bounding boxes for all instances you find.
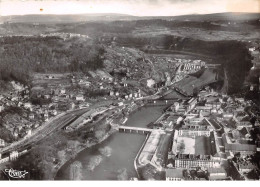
[55,104,166,180]
[55,90,184,180]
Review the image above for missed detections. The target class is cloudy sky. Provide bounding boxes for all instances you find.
[0,0,259,16]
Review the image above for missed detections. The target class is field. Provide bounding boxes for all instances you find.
[176,135,211,155]
[195,136,211,155]
[176,136,195,155]
[32,73,72,90]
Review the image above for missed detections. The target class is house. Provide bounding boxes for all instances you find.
[52,110,58,116]
[33,123,40,129]
[249,47,256,52]
[28,113,35,120]
[223,113,234,119]
[70,102,75,110]
[79,103,90,109]
[75,95,85,101]
[43,113,49,119]
[110,91,114,96]
[238,161,257,172]
[147,79,155,88]
[0,105,4,112]
[234,115,252,127]
[9,151,19,161]
[78,80,91,87]
[11,97,18,101]
[24,102,32,110]
[17,102,23,107]
[44,94,51,99]
[172,102,180,112]
[118,102,124,107]
[26,129,32,137]
[187,98,197,111]
[85,81,91,87]
[60,88,66,94]
[0,139,5,147]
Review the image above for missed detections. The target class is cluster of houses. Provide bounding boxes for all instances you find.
[172,59,206,83]
[165,87,260,180]
[0,67,155,147]
[40,32,89,41]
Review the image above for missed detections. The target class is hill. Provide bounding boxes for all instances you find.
[0,13,137,23]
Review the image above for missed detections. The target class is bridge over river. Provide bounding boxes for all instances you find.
[118,125,168,135]
[118,126,153,135]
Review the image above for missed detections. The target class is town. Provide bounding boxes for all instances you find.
[1,47,259,180]
[0,11,260,181]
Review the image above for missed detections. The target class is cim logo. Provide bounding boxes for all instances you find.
[3,168,28,179]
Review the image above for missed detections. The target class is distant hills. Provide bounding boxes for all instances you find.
[1,12,259,23]
[160,12,260,22]
[0,13,138,23]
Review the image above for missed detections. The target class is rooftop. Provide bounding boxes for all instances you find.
[166,168,183,179]
[225,143,256,152]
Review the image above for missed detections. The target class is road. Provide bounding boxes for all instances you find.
[0,98,121,156]
[0,108,91,155]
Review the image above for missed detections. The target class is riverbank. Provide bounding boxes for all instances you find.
[134,134,150,179]
[54,92,181,180]
[52,128,117,180]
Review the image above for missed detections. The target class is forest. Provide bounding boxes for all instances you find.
[0,36,104,85]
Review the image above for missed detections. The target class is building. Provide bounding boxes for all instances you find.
[70,102,75,110]
[187,98,198,111]
[147,79,155,88]
[24,102,32,110]
[171,102,180,112]
[174,159,221,168]
[238,161,257,172]
[75,95,85,101]
[26,129,32,137]
[60,88,66,94]
[28,113,35,120]
[9,151,19,161]
[177,130,211,137]
[0,105,4,112]
[110,91,114,96]
[222,128,256,156]
[166,168,184,181]
[224,143,256,156]
[0,139,5,147]
[52,110,58,116]
[208,167,227,180]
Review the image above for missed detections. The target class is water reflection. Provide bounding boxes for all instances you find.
[56,105,166,180]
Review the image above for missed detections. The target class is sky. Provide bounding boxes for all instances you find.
[0,0,259,16]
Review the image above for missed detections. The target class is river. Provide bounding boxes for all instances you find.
[55,104,166,180]
[55,90,184,180]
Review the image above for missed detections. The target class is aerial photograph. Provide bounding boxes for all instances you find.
[0,0,260,181]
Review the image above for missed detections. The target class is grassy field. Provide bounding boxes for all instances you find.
[175,135,211,155]
[195,136,211,155]
[176,136,195,154]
